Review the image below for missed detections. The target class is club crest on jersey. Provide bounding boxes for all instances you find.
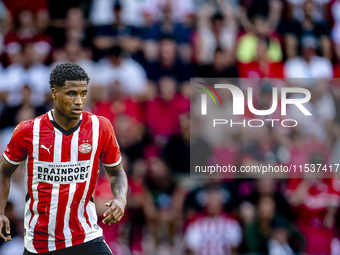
[79,143,92,154]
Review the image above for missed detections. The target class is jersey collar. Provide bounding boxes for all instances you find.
[48,110,82,136]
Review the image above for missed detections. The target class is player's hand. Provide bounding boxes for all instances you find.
[102,199,126,225]
[0,215,11,242]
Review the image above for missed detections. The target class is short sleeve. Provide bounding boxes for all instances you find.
[3,121,28,165]
[184,220,201,252]
[99,118,122,167]
[225,218,243,248]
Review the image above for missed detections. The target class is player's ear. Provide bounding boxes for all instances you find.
[51,87,58,100]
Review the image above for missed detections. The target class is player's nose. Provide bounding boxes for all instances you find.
[74,95,83,105]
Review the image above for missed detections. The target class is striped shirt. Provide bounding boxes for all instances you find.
[4,110,121,253]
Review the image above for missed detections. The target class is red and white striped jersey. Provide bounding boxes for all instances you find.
[3,110,122,254]
[184,213,242,255]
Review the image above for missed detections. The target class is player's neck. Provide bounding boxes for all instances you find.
[52,109,81,131]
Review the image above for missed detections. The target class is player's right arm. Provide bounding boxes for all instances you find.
[0,121,28,241]
[0,158,20,242]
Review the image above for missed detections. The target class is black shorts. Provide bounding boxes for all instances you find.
[23,236,113,255]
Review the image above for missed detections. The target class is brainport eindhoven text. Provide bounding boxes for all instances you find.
[37,165,90,184]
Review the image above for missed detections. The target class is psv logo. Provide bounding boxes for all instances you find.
[79,143,92,154]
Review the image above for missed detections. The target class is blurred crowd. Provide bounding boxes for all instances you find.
[1,0,340,254]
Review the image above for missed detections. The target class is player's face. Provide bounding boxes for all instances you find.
[53,80,88,120]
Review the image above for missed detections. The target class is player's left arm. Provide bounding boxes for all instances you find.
[102,163,128,225]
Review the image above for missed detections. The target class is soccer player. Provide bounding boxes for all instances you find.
[0,63,128,255]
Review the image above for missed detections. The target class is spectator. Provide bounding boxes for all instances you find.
[4,9,52,65]
[188,113,214,178]
[284,0,331,59]
[144,0,194,65]
[49,7,92,48]
[237,15,282,64]
[143,157,186,252]
[3,0,48,21]
[184,187,242,255]
[211,138,240,179]
[92,80,143,125]
[147,0,195,25]
[162,112,191,174]
[287,82,336,141]
[117,0,151,27]
[244,195,277,253]
[144,35,194,82]
[93,45,148,100]
[5,43,50,106]
[0,1,12,55]
[125,159,147,254]
[144,1,178,40]
[0,85,46,130]
[143,0,193,45]
[284,35,333,78]
[146,76,189,143]
[287,178,340,254]
[246,179,295,220]
[331,0,340,60]
[268,217,295,255]
[200,47,239,78]
[195,0,237,66]
[64,41,95,76]
[93,2,141,56]
[50,41,97,84]
[113,115,146,162]
[89,0,116,26]
[238,35,284,78]
[49,0,92,22]
[184,179,240,221]
[286,0,329,23]
[244,195,304,253]
[239,0,282,32]
[285,127,333,180]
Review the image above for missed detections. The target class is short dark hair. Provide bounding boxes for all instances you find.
[114,0,122,11]
[159,33,175,41]
[49,62,90,89]
[214,46,224,55]
[107,45,122,58]
[211,12,224,23]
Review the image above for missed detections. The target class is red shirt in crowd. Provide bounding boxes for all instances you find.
[92,98,143,125]
[3,0,48,17]
[238,61,284,79]
[287,178,340,254]
[146,93,189,138]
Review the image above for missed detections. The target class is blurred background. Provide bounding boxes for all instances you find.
[0,0,340,254]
